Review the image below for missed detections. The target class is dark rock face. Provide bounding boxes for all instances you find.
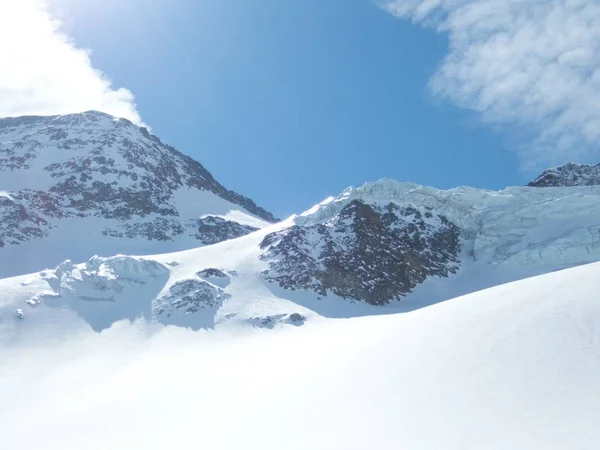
[103,218,185,241]
[260,200,461,305]
[528,163,600,187]
[191,216,258,245]
[288,313,306,324]
[246,313,306,328]
[0,111,275,251]
[153,279,228,317]
[196,268,228,279]
[0,192,58,246]
[196,267,231,288]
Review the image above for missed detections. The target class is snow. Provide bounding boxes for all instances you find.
[0,113,128,192]
[0,189,270,280]
[0,200,598,338]
[0,112,273,278]
[2,112,598,447]
[1,262,599,449]
[295,178,600,268]
[172,187,270,228]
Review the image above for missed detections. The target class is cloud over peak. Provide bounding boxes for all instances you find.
[382,0,600,167]
[0,0,143,125]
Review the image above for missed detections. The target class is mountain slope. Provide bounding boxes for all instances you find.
[0,111,276,277]
[2,262,599,450]
[260,179,600,304]
[3,176,600,334]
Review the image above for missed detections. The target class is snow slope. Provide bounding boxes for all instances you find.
[1,261,599,450]
[0,219,369,339]
[2,174,600,329]
[4,173,600,335]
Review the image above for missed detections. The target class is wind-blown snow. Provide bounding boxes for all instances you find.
[1,262,599,449]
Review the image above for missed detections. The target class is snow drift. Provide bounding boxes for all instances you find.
[1,262,599,450]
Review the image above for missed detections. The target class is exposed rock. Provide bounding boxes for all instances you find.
[0,111,275,275]
[288,313,306,325]
[153,279,229,318]
[246,314,286,329]
[528,162,600,187]
[260,200,461,305]
[246,313,307,328]
[196,268,231,288]
[196,268,228,278]
[191,216,258,245]
[103,218,185,241]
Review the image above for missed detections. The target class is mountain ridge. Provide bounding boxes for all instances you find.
[0,111,276,277]
[2,178,600,334]
[528,162,600,187]
[2,111,600,316]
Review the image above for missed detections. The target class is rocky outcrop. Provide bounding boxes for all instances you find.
[153,279,229,318]
[528,162,600,187]
[191,216,258,245]
[260,200,461,305]
[0,111,274,246]
[245,313,307,328]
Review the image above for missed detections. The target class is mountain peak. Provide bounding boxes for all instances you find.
[0,112,276,277]
[528,162,600,187]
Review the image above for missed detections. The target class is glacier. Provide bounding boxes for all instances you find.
[298,179,600,268]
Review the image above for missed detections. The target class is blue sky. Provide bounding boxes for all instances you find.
[49,0,521,217]
[5,0,600,218]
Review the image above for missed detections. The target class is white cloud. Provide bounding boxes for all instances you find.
[0,0,143,125]
[381,0,600,167]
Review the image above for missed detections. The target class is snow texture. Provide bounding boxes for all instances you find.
[1,262,599,449]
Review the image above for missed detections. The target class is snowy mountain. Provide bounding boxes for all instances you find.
[0,111,276,277]
[2,178,600,334]
[260,199,461,305]
[2,111,600,323]
[2,261,599,450]
[260,179,600,305]
[528,162,600,187]
[2,131,600,449]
